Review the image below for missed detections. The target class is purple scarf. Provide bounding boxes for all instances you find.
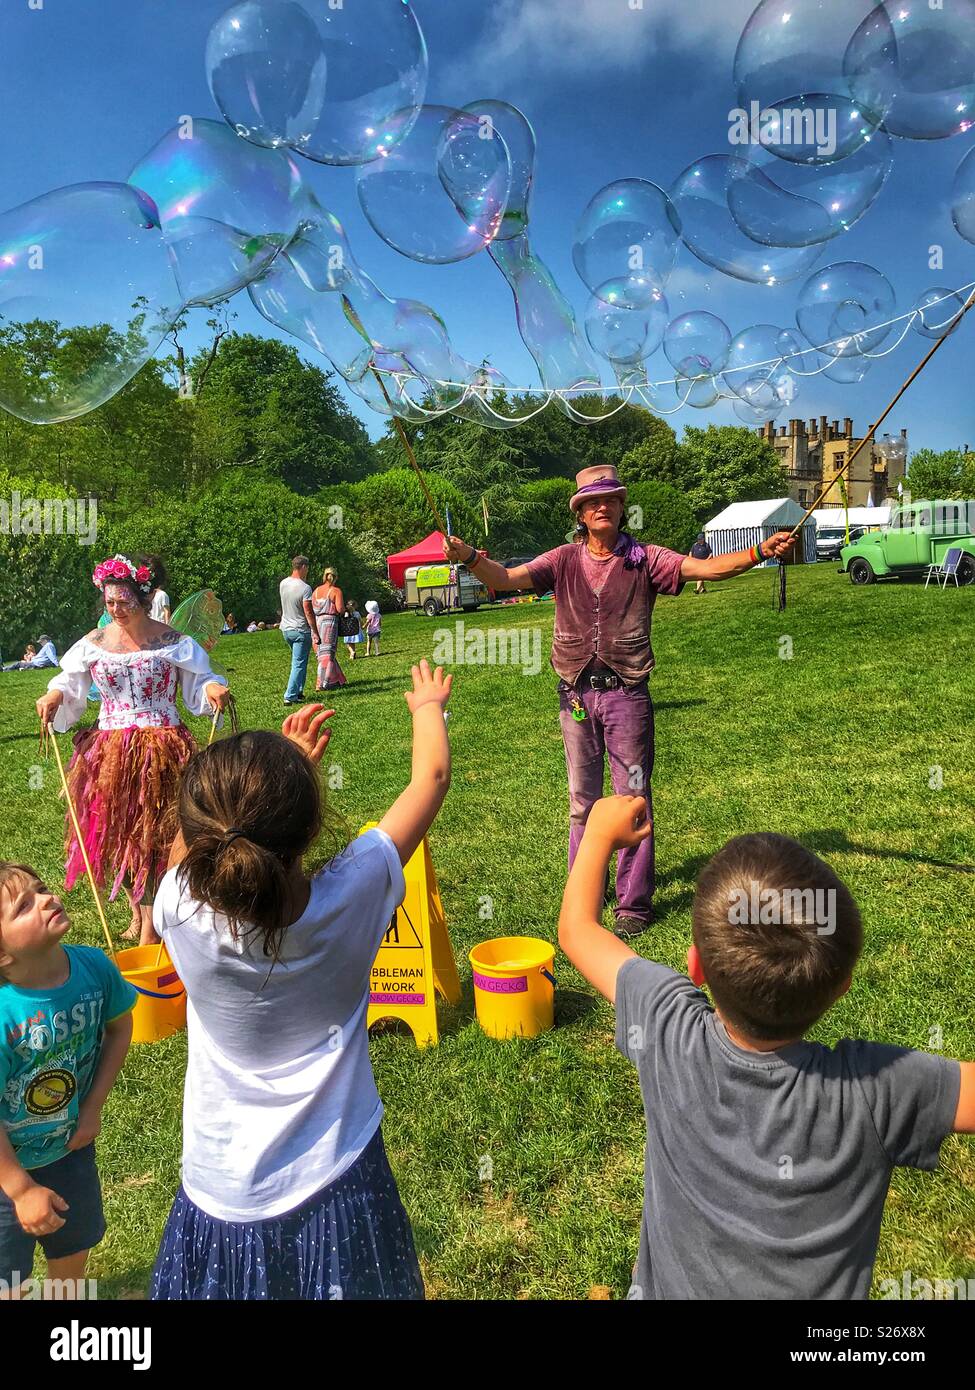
[613,530,646,569]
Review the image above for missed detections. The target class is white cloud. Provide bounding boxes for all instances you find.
[439,0,756,91]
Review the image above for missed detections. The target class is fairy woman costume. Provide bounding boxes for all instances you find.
[45,556,228,907]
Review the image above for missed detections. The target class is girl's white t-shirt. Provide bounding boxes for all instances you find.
[153,828,406,1222]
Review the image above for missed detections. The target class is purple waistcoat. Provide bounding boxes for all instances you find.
[549,543,659,686]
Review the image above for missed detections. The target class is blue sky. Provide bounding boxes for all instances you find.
[1,0,973,453]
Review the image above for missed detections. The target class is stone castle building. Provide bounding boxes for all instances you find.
[757,417,908,509]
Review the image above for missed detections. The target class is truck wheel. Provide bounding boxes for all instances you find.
[957,555,975,586]
[423,597,442,617]
[849,558,875,586]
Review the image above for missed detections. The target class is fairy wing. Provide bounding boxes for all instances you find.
[170,590,225,654]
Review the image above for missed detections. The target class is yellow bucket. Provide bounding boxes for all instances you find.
[114,946,187,1045]
[469,936,555,1040]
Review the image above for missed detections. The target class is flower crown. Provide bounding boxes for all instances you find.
[92,555,152,593]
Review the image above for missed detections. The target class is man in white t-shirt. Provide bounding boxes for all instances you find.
[279,556,315,705]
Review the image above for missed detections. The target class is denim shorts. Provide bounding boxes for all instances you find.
[0,1144,104,1285]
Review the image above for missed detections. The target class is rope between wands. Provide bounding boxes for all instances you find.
[370,367,449,538]
[43,727,116,962]
[773,286,975,610]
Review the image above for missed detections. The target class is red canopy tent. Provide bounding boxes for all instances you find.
[386,531,447,589]
[386,532,490,592]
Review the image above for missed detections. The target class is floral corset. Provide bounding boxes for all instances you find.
[91,651,181,730]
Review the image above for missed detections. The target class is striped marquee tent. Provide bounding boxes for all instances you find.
[704,498,817,566]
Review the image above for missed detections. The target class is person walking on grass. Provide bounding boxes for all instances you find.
[558,795,975,1300]
[690,533,712,595]
[150,661,453,1300]
[364,601,381,657]
[279,556,314,707]
[311,568,347,692]
[445,464,796,939]
[343,600,363,663]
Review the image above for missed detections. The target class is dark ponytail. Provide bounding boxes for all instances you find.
[176,731,346,961]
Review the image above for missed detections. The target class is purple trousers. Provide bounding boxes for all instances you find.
[558,678,654,924]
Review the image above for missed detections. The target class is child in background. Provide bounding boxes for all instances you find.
[364,600,381,657]
[151,660,453,1301]
[0,864,136,1299]
[558,796,974,1301]
[343,600,362,662]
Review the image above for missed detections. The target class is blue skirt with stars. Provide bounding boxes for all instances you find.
[150,1129,424,1301]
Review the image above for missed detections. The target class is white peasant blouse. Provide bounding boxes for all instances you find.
[47,636,226,734]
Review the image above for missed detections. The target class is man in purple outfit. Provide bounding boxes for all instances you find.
[444,465,796,937]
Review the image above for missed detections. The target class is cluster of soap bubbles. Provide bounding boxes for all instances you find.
[1,0,975,429]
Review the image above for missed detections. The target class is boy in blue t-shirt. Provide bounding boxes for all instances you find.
[0,861,136,1297]
[559,796,975,1300]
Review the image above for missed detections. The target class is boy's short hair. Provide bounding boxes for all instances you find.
[0,863,42,982]
[692,834,862,1041]
[0,862,39,910]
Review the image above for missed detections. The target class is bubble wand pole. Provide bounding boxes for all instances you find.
[43,728,117,962]
[785,287,975,540]
[370,367,448,537]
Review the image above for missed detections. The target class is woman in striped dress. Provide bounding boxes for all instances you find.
[311,568,347,692]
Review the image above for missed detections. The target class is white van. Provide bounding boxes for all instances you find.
[404,564,489,617]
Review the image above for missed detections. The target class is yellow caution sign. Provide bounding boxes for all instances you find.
[360,824,460,1047]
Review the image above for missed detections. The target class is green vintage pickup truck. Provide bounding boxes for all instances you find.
[840,501,975,585]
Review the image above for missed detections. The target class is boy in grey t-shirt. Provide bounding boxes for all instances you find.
[558,796,974,1300]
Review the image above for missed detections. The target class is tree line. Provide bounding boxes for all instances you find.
[1,324,800,651]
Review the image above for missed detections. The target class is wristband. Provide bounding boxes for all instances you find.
[751,543,764,565]
[466,545,479,566]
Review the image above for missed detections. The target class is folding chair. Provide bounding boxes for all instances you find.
[924,546,963,589]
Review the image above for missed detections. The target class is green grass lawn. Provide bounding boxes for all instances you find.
[2,564,973,1299]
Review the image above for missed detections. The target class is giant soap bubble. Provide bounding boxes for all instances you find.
[734,0,896,163]
[669,156,822,285]
[207,0,428,165]
[573,179,680,308]
[727,132,892,247]
[911,287,968,340]
[951,144,975,245]
[676,370,722,409]
[249,202,472,410]
[796,261,895,357]
[722,324,804,406]
[664,311,731,375]
[585,283,667,364]
[820,353,873,384]
[0,183,179,424]
[733,396,779,426]
[129,117,315,306]
[206,2,328,153]
[490,234,602,397]
[462,100,537,240]
[356,106,511,264]
[846,0,975,142]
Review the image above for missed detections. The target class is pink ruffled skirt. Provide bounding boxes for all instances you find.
[63,724,198,904]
